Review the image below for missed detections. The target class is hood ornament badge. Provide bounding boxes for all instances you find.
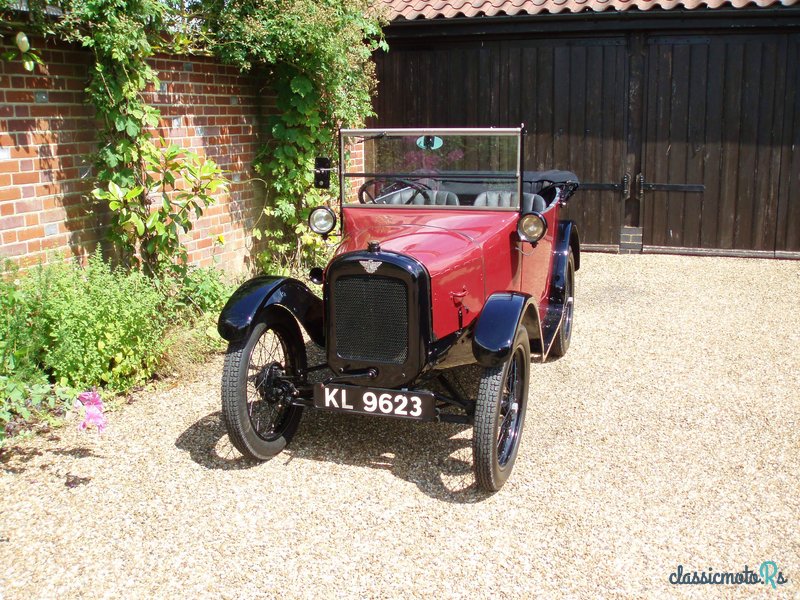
[359,259,381,274]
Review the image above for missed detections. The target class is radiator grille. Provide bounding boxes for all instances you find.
[333,275,408,364]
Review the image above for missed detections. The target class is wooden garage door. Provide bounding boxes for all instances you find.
[775,33,800,256]
[372,38,629,247]
[513,39,628,248]
[640,34,793,255]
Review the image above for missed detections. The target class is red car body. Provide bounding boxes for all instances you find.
[336,205,558,340]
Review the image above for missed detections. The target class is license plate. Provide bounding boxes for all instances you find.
[313,383,437,421]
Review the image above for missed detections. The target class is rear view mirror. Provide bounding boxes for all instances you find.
[416,135,443,150]
[314,157,331,189]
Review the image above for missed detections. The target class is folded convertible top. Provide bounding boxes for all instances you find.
[523,170,580,185]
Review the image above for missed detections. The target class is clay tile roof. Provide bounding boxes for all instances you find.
[381,0,799,19]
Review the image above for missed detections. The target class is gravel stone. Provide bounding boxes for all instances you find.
[1,253,798,599]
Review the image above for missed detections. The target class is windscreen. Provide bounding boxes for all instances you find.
[341,130,521,209]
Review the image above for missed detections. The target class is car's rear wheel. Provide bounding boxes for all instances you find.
[473,326,530,492]
[221,313,305,460]
[549,248,575,358]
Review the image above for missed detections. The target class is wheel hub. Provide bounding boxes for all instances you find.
[254,362,285,404]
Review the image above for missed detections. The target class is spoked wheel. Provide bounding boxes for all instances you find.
[550,248,575,358]
[473,326,530,492]
[221,313,306,460]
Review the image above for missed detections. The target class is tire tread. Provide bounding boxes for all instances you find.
[473,364,504,490]
[221,337,253,457]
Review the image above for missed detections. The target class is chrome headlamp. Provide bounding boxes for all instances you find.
[308,206,337,236]
[517,212,547,243]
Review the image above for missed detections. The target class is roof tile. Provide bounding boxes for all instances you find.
[381,0,799,19]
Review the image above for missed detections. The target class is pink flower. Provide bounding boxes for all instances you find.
[78,391,103,407]
[75,391,107,433]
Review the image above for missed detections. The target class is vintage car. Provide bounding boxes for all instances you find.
[217,127,580,491]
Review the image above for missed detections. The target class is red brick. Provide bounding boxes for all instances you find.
[10,147,37,159]
[13,172,39,185]
[8,119,35,131]
[0,215,25,230]
[0,160,19,173]
[14,198,43,213]
[0,187,21,202]
[20,251,45,266]
[0,242,26,257]
[41,209,65,223]
[19,226,44,241]
[2,231,17,243]
[41,235,67,250]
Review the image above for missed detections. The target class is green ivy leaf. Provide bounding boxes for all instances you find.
[125,186,143,200]
[125,120,140,137]
[129,213,145,236]
[108,181,123,199]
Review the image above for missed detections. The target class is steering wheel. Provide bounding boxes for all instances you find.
[358,178,432,205]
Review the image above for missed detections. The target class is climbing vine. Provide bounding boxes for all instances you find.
[58,0,228,275]
[1,0,386,275]
[200,0,387,273]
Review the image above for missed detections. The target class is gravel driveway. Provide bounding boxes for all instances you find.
[1,253,799,599]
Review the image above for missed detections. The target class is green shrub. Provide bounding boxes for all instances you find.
[0,263,49,382]
[1,262,70,442]
[31,253,168,391]
[173,266,232,314]
[1,255,231,443]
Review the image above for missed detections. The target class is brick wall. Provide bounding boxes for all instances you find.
[345,140,365,203]
[0,36,273,274]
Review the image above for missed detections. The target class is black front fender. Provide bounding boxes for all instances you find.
[217,276,324,346]
[472,292,540,368]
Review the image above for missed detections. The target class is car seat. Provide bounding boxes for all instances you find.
[473,191,546,212]
[381,189,460,206]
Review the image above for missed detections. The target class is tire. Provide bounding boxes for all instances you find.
[221,313,306,460]
[549,249,575,358]
[473,326,530,492]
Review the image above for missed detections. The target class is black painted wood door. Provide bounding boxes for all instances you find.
[640,33,793,254]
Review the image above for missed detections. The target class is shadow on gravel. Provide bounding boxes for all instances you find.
[290,410,492,503]
[176,408,491,503]
[176,341,492,502]
[296,345,491,503]
[175,412,262,471]
[0,445,100,474]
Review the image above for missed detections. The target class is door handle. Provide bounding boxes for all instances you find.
[636,173,644,202]
[622,173,631,202]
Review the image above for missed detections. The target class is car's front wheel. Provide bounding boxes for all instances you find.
[473,326,530,492]
[221,313,306,460]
